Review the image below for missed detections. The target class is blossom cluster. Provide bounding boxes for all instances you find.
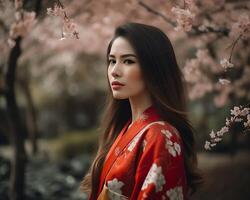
[230,13,250,40]
[8,0,37,48]
[171,7,195,32]
[10,11,36,39]
[47,2,79,40]
[220,58,234,71]
[171,0,197,32]
[183,49,214,99]
[205,105,250,150]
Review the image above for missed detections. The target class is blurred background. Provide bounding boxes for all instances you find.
[0,0,250,200]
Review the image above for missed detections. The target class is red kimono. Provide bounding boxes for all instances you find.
[94,105,188,200]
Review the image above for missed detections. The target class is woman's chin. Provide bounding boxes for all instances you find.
[112,93,127,99]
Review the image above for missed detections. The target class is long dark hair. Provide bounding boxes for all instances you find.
[81,22,202,198]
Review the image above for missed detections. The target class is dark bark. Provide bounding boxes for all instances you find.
[19,78,38,155]
[5,36,27,200]
[4,1,42,199]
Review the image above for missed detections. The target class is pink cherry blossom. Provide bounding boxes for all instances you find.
[183,59,200,83]
[230,13,250,40]
[219,78,231,85]
[220,58,234,70]
[47,4,64,17]
[171,7,195,32]
[62,19,79,39]
[209,130,216,138]
[7,38,16,48]
[205,104,250,150]
[47,2,79,40]
[244,115,250,128]
[10,11,36,38]
[204,141,211,150]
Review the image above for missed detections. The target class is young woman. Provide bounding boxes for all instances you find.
[81,22,202,200]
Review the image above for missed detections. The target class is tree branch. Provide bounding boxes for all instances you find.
[137,0,230,37]
[137,0,176,27]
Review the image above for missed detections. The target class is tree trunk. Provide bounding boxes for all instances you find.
[5,36,27,200]
[19,78,38,155]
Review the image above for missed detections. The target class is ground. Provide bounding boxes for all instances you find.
[192,151,250,200]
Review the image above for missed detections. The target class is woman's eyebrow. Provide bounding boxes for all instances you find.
[109,54,137,58]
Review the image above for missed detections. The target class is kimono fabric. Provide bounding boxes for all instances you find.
[89,105,188,200]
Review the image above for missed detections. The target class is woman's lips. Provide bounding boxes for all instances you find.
[111,81,125,90]
[112,84,124,90]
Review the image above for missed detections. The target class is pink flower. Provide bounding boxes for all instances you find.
[204,141,211,150]
[47,4,64,17]
[47,2,79,40]
[188,82,213,100]
[230,13,250,40]
[225,118,230,126]
[209,130,216,138]
[244,115,250,128]
[10,11,36,38]
[205,104,250,150]
[62,19,79,39]
[218,126,229,136]
[7,38,16,48]
[241,108,250,116]
[171,7,195,32]
[219,78,231,85]
[183,59,200,83]
[220,58,234,70]
[230,106,241,117]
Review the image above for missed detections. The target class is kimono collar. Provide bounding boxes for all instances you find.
[126,104,160,132]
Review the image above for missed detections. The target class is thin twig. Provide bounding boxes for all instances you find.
[228,34,242,63]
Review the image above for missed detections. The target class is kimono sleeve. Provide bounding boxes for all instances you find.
[130,123,187,200]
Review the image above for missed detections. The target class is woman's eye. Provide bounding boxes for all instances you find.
[109,59,116,64]
[124,59,135,64]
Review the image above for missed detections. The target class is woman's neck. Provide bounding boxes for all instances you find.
[129,93,152,123]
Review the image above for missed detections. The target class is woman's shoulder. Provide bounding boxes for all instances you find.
[145,120,181,140]
[138,120,184,161]
[142,120,183,152]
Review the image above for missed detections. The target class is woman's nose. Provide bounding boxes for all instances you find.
[111,64,122,77]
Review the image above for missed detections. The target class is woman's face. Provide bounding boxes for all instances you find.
[108,37,147,100]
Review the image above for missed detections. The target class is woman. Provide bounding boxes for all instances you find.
[81,22,202,200]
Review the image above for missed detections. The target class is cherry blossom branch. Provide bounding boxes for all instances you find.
[8,0,37,48]
[138,1,229,36]
[137,0,175,26]
[219,14,249,80]
[205,103,250,150]
[47,0,79,40]
[226,34,242,63]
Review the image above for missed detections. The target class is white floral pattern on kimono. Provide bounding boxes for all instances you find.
[161,129,172,138]
[166,186,184,200]
[141,163,166,192]
[107,178,125,200]
[161,129,181,157]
